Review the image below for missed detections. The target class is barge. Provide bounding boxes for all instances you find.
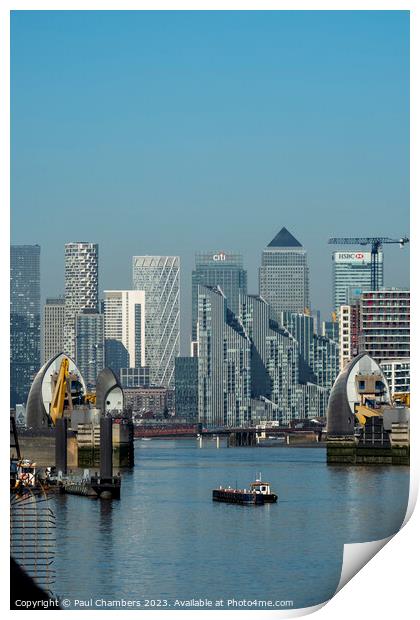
[212,476,278,505]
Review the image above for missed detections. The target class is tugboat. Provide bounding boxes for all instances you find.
[212,474,278,505]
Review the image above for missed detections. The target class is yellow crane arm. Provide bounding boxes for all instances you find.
[50,358,70,426]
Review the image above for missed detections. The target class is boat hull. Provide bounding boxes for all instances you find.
[212,489,264,505]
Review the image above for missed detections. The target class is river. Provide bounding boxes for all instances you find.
[51,438,409,610]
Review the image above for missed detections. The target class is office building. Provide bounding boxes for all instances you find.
[259,227,310,319]
[280,311,339,391]
[197,285,251,427]
[332,251,383,312]
[75,310,104,391]
[64,242,99,359]
[191,251,247,340]
[132,256,180,387]
[10,245,41,407]
[103,290,146,374]
[43,297,65,363]
[175,357,198,421]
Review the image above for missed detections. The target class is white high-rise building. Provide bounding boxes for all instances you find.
[259,227,310,320]
[332,251,383,312]
[103,290,146,368]
[64,242,99,359]
[132,256,180,387]
[43,297,65,363]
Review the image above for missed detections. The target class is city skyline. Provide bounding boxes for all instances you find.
[11,11,409,353]
[12,233,409,357]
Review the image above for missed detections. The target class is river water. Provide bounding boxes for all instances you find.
[51,438,409,610]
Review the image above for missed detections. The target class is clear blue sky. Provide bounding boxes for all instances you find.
[11,10,409,352]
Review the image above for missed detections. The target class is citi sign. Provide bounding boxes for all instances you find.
[213,252,227,261]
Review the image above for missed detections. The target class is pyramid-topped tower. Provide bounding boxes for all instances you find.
[267,227,303,248]
[259,227,310,318]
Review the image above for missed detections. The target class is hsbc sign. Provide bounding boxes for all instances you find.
[335,252,371,262]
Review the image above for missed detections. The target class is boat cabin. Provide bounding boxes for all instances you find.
[250,480,272,495]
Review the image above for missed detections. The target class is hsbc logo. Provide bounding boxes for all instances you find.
[336,252,368,261]
[213,252,227,261]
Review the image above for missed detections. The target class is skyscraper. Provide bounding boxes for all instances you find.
[43,297,65,363]
[10,245,41,407]
[64,242,99,359]
[75,309,104,391]
[191,251,247,341]
[332,250,383,312]
[103,290,146,373]
[132,256,180,387]
[259,227,309,319]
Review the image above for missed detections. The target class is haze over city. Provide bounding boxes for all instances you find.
[11,10,409,352]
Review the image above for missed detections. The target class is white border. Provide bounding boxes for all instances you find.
[1,3,417,618]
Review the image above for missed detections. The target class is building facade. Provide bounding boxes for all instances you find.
[379,359,410,394]
[191,251,247,341]
[132,256,180,387]
[197,285,251,427]
[10,245,41,407]
[103,290,146,373]
[64,242,99,359]
[124,386,175,417]
[332,251,383,312]
[259,227,310,319]
[359,289,410,360]
[75,310,104,391]
[120,366,150,388]
[240,295,302,422]
[175,357,198,421]
[43,297,65,363]
[338,304,360,370]
[359,288,410,395]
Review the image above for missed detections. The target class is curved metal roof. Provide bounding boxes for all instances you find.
[26,353,85,428]
[96,368,124,415]
[326,353,390,436]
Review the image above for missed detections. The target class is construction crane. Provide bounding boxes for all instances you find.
[328,236,409,290]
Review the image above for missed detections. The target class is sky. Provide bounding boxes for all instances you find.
[11,10,410,353]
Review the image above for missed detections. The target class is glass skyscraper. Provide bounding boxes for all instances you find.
[191,251,247,341]
[197,285,251,427]
[332,250,383,312]
[132,256,180,388]
[10,245,41,407]
[259,227,310,320]
[175,357,198,421]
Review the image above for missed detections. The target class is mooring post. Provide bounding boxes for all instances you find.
[100,416,113,479]
[55,417,68,475]
[199,434,203,448]
[216,435,220,449]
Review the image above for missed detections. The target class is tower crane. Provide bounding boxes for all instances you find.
[328,236,409,290]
